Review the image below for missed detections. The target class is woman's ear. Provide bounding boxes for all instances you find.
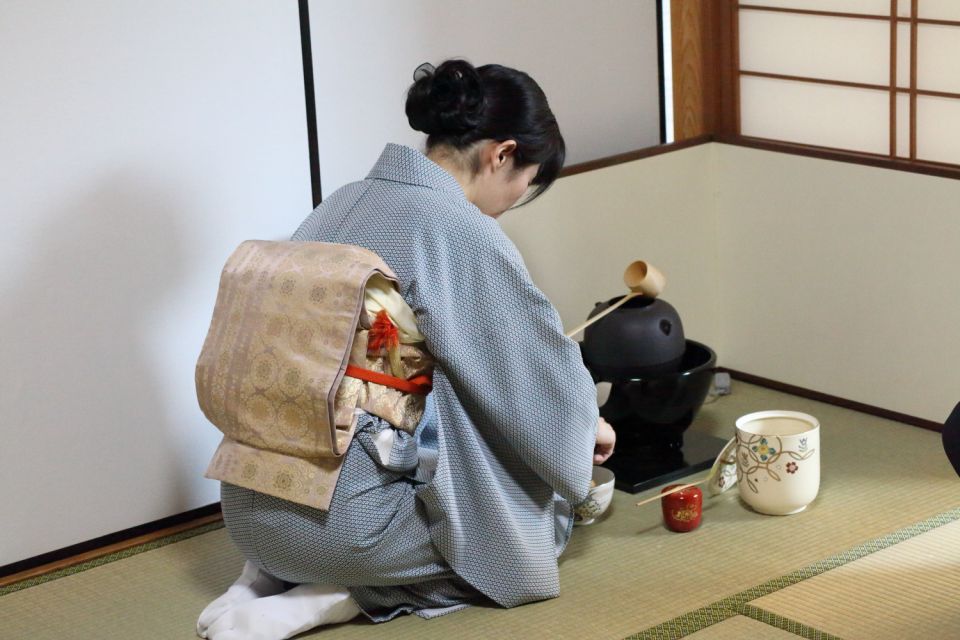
[494,140,518,168]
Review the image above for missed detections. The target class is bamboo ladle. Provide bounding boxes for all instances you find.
[564,260,666,339]
[634,437,738,507]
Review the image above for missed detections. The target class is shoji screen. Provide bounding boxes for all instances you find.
[737,0,960,165]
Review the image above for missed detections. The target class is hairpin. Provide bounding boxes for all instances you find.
[413,62,435,82]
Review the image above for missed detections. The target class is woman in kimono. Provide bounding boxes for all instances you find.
[197,59,616,640]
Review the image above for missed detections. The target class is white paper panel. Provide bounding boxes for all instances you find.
[739,10,890,85]
[897,0,911,18]
[896,91,910,157]
[917,24,960,94]
[918,0,960,21]
[740,0,890,15]
[896,21,910,89]
[917,96,960,164]
[740,75,889,154]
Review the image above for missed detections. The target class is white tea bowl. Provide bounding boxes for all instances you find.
[573,466,615,526]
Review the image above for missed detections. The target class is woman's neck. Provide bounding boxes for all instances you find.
[426,148,476,202]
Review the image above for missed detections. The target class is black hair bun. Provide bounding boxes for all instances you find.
[406,59,486,136]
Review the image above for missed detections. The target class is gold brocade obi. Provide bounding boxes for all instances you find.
[195,240,433,511]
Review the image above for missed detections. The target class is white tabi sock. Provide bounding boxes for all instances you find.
[196,560,287,638]
[205,583,361,640]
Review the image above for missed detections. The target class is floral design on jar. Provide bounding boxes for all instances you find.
[751,438,777,461]
[672,508,698,523]
[737,433,816,494]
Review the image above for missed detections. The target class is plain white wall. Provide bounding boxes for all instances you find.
[507,142,960,425]
[309,0,663,198]
[499,146,720,351]
[713,144,960,422]
[0,0,311,566]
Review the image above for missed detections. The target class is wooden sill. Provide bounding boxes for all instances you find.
[0,511,222,588]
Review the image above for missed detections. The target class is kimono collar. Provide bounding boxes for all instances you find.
[367,143,467,200]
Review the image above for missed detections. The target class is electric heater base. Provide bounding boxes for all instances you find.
[601,431,729,494]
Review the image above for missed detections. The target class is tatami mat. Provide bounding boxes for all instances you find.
[2,382,958,640]
[683,616,801,639]
[751,518,960,640]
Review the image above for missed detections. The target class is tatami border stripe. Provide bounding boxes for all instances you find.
[0,521,225,597]
[738,605,842,640]
[624,507,960,639]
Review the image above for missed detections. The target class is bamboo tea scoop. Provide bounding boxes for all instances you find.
[565,260,666,339]
[634,437,738,507]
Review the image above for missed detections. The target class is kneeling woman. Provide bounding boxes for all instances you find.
[197,58,615,640]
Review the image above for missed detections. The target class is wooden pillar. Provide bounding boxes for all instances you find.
[671,0,738,141]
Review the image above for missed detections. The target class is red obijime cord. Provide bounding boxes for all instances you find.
[344,364,432,395]
[345,310,432,395]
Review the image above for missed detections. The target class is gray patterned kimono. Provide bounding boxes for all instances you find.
[218,143,598,620]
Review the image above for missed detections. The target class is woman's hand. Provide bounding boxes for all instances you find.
[593,417,616,464]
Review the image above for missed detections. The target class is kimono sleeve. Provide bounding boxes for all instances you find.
[409,213,599,505]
